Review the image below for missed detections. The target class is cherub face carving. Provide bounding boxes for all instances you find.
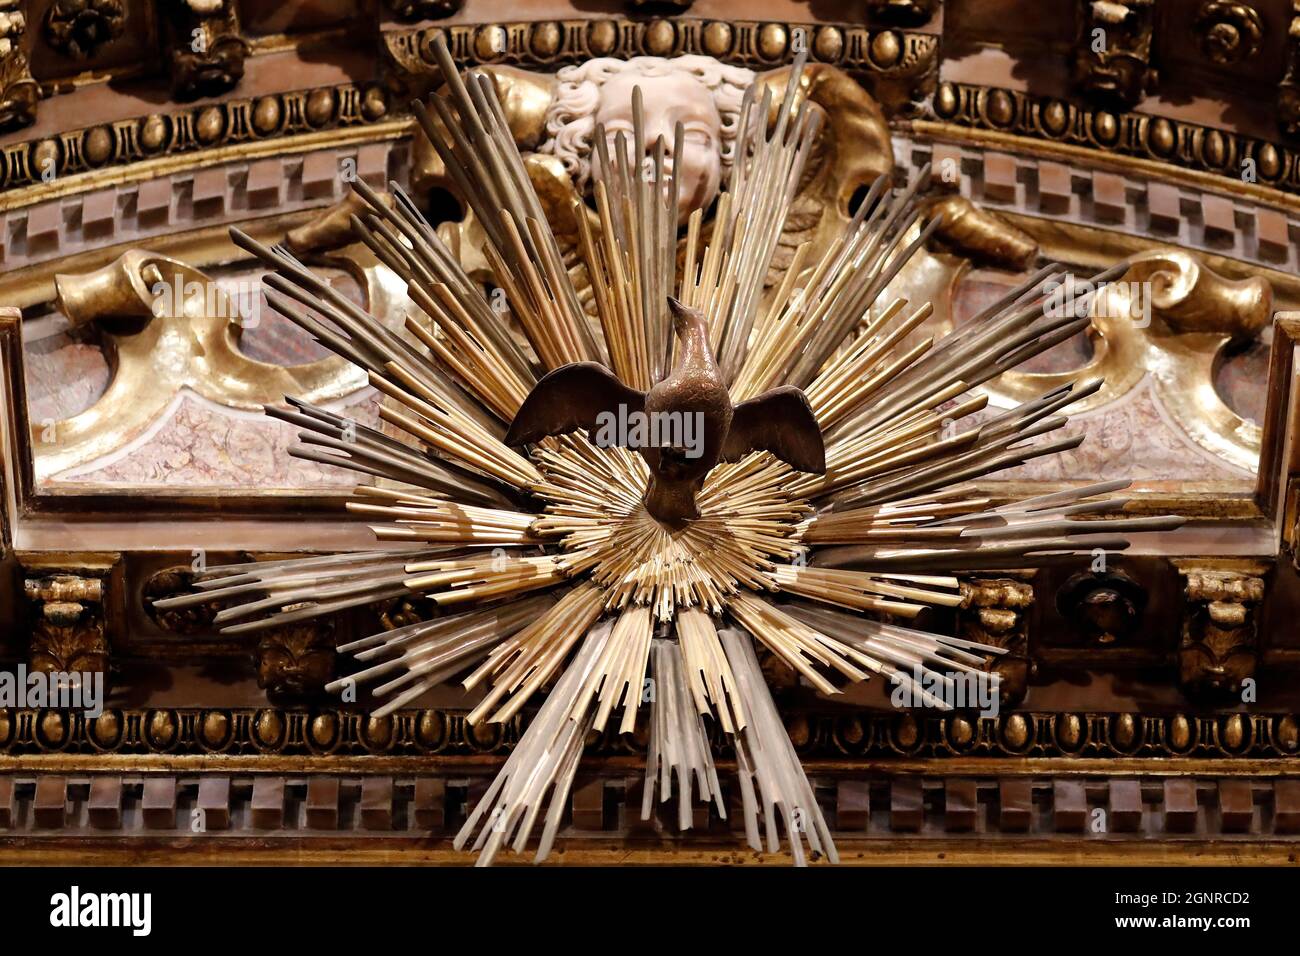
[593,72,723,223]
[542,55,755,225]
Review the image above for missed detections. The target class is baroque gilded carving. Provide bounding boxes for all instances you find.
[287,188,395,256]
[958,576,1033,708]
[301,57,900,302]
[165,0,249,98]
[35,249,386,480]
[981,248,1272,473]
[1193,2,1263,66]
[923,194,1037,270]
[23,574,110,678]
[1057,570,1148,645]
[0,707,1295,760]
[930,81,1300,195]
[2,8,1294,865]
[377,596,437,631]
[256,622,337,700]
[1176,563,1265,701]
[380,18,938,109]
[44,0,125,60]
[0,1,36,133]
[144,567,221,634]
[1280,2,1300,137]
[298,54,1028,337]
[0,81,392,192]
[1070,0,1157,108]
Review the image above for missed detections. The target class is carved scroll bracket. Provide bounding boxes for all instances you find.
[0,0,36,134]
[38,250,368,481]
[982,249,1272,474]
[20,557,116,691]
[958,574,1034,708]
[1173,559,1267,702]
[165,0,248,99]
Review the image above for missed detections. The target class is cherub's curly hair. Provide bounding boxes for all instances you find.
[539,56,755,193]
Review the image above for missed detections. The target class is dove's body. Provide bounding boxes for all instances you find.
[640,302,733,523]
[505,297,826,527]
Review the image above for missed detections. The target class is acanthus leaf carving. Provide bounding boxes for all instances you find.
[0,0,36,133]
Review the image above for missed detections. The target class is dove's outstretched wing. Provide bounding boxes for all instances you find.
[505,362,646,446]
[721,386,826,474]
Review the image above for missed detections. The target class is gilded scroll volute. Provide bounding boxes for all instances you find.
[410,65,559,199]
[985,248,1272,472]
[36,250,368,480]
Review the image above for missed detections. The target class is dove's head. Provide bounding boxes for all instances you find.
[668,296,707,344]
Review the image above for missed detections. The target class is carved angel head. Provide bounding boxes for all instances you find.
[540,55,755,223]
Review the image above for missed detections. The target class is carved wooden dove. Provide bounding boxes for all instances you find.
[506,297,825,525]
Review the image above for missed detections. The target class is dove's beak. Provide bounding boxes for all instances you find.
[667,296,697,341]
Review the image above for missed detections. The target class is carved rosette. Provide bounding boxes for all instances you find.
[1070,0,1157,108]
[44,0,125,60]
[378,596,437,632]
[1193,1,1263,66]
[1057,570,1148,645]
[167,0,249,99]
[1177,566,1265,701]
[0,1,35,133]
[144,568,221,634]
[958,576,1033,707]
[23,575,111,680]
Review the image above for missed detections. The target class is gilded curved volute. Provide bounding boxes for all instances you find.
[985,248,1272,472]
[34,249,387,480]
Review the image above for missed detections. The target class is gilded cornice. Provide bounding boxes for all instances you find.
[381,17,936,78]
[0,16,936,206]
[0,707,1294,762]
[930,80,1300,202]
[0,80,397,200]
[7,15,1300,220]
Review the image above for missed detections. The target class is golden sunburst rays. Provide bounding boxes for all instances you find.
[679,54,824,381]
[157,35,1188,866]
[723,626,838,865]
[155,549,444,635]
[584,85,682,389]
[531,435,806,619]
[676,608,746,735]
[454,618,606,866]
[329,595,555,718]
[644,638,728,832]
